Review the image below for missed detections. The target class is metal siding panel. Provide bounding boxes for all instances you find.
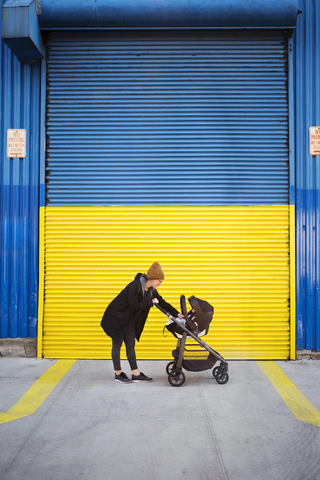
[0,36,41,339]
[46,30,289,207]
[294,0,320,351]
[43,30,290,359]
[42,206,290,359]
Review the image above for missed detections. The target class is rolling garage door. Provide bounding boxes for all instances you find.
[41,30,292,359]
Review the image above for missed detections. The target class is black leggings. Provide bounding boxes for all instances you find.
[111,322,138,371]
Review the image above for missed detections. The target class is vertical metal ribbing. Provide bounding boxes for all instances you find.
[315,0,320,351]
[304,0,314,350]
[314,0,320,352]
[0,43,41,340]
[1,44,12,338]
[20,62,30,338]
[294,4,304,349]
[295,0,320,351]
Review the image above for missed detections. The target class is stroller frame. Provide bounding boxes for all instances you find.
[157,295,229,387]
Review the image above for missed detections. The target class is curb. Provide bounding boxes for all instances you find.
[0,338,37,357]
[296,350,320,360]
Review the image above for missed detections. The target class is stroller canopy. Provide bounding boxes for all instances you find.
[189,295,213,315]
[188,295,214,335]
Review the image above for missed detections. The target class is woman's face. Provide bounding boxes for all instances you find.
[151,279,163,288]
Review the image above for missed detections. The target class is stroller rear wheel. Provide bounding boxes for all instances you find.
[166,361,176,375]
[212,366,219,378]
[168,369,185,387]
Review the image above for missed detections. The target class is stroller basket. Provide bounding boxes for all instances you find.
[172,347,217,372]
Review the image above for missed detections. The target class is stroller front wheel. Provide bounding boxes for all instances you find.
[215,372,229,384]
[213,365,229,384]
[168,369,185,387]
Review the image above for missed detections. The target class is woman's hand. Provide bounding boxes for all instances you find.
[152,298,159,304]
[177,313,184,319]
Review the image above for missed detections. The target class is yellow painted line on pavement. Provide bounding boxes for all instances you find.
[257,361,320,427]
[0,360,76,425]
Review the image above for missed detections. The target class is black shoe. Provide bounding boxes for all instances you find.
[132,372,153,383]
[115,372,133,383]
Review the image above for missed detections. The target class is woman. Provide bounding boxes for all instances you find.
[101,262,183,383]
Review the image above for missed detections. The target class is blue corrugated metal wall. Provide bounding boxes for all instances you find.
[0,1,41,338]
[294,0,320,351]
[1,0,320,353]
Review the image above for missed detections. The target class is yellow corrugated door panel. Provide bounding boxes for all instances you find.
[42,205,290,360]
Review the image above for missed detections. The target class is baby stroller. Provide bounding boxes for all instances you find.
[156,295,229,387]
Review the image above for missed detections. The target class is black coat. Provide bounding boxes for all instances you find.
[101,273,179,342]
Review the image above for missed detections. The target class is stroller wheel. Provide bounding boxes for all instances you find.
[166,361,176,375]
[168,369,185,387]
[212,367,219,378]
[215,372,229,385]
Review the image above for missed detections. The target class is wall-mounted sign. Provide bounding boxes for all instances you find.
[7,129,27,158]
[309,127,320,156]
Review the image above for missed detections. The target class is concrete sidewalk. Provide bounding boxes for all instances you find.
[1,358,320,480]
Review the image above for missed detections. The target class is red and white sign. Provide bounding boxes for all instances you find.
[309,126,320,156]
[7,129,27,158]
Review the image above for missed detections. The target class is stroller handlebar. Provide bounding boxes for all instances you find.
[154,303,171,316]
[154,297,198,331]
[154,303,183,323]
